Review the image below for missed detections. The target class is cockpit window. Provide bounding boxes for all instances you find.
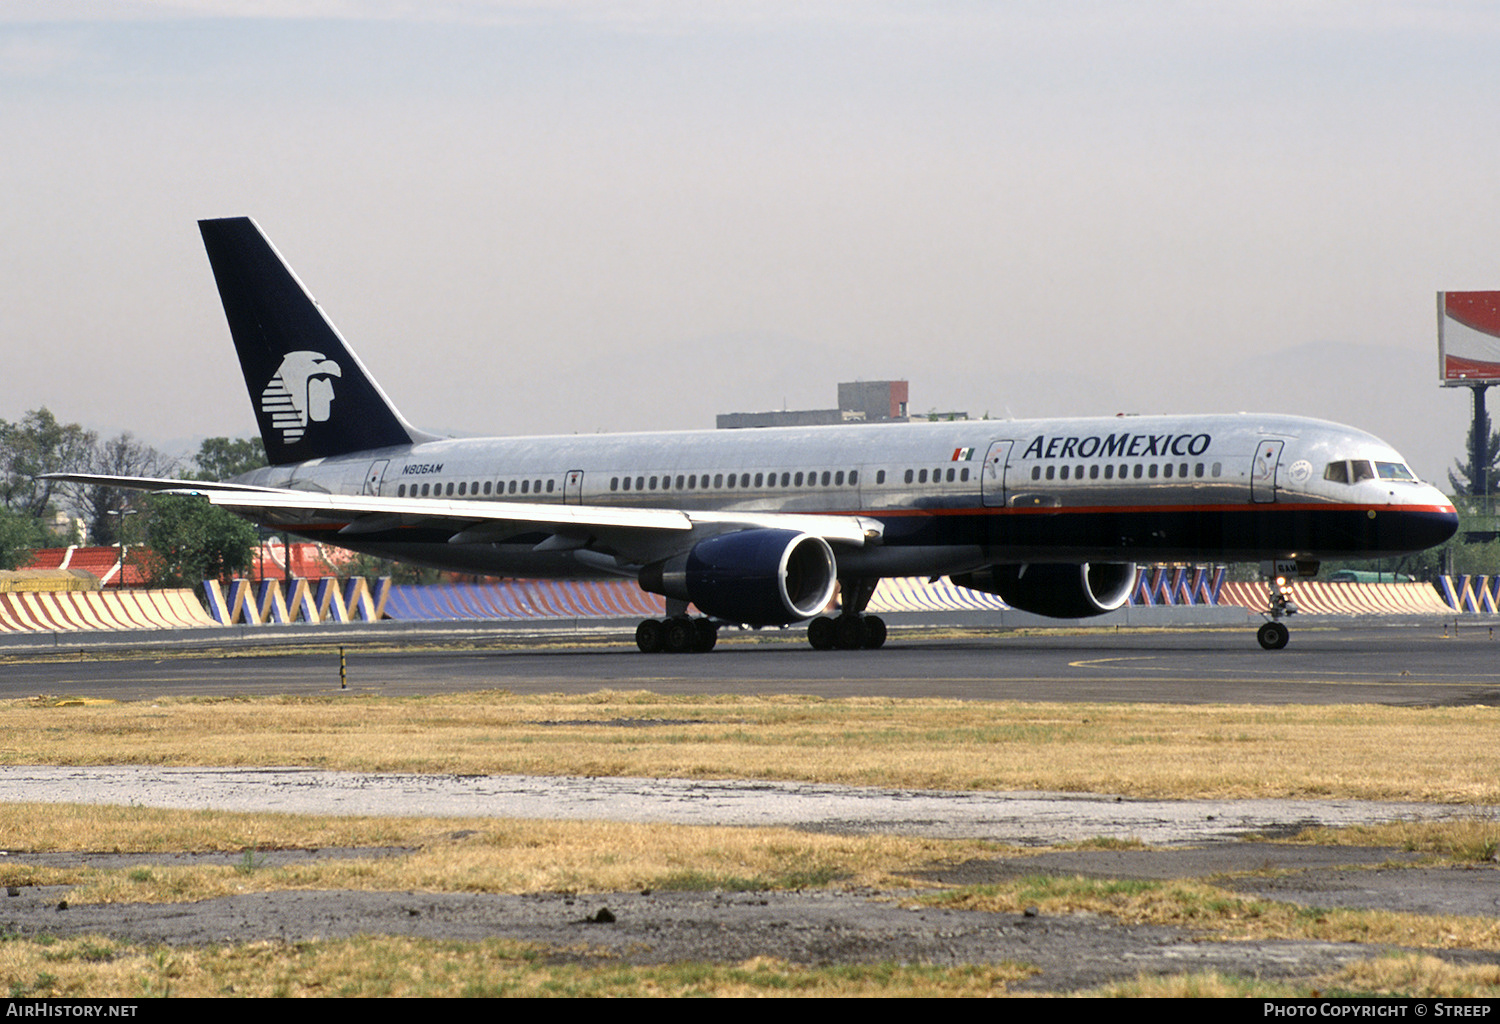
[1326,461,1416,485]
[1325,459,1416,485]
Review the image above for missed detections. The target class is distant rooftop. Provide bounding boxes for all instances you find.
[717,380,911,429]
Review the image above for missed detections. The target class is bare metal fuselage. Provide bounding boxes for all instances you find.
[234,411,1456,579]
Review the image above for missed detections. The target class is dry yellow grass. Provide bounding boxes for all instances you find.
[1,690,1497,801]
[0,803,998,903]
[924,874,1500,951]
[0,936,1037,998]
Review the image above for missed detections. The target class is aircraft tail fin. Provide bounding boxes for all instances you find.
[198,217,435,466]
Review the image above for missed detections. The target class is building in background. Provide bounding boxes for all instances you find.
[717,380,914,429]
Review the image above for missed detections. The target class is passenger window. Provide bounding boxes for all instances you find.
[1194,464,1203,479]
[622,477,631,491]
[755,473,764,487]
[905,469,914,484]
[849,470,858,485]
[546,479,554,493]
[1163,464,1172,479]
[1089,465,1099,480]
[485,481,493,494]
[447,482,455,496]
[726,474,735,489]
[781,472,790,487]
[398,484,406,497]
[635,476,644,491]
[1179,463,1188,478]
[520,480,527,494]
[960,468,969,482]
[741,473,751,487]
[1046,466,1055,480]
[1211,463,1221,477]
[1103,465,1113,480]
[835,471,844,486]
[822,471,831,486]
[1148,464,1158,479]
[876,470,885,484]
[714,474,724,488]
[1133,465,1143,479]
[421,483,430,496]
[918,469,928,484]
[1060,466,1070,480]
[946,468,955,482]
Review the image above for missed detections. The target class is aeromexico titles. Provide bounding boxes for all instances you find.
[57,218,1458,652]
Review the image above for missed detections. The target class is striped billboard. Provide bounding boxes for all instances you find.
[1439,291,1500,385]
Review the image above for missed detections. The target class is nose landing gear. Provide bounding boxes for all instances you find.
[1256,572,1297,650]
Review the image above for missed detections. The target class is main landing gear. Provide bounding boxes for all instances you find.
[806,612,887,650]
[806,577,886,650]
[1256,574,1297,650]
[635,615,718,654]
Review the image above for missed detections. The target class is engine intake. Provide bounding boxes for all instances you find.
[952,562,1136,618]
[640,529,837,626]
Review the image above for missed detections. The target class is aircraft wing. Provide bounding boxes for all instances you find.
[47,476,882,566]
[42,473,291,494]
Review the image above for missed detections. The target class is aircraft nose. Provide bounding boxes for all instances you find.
[1403,490,1458,550]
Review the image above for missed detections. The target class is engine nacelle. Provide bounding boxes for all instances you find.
[952,562,1136,618]
[639,529,838,626]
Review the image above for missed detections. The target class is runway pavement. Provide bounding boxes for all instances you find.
[1,619,1496,706]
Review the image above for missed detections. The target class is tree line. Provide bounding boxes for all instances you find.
[0,407,265,587]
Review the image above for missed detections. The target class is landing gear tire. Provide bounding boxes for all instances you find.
[663,616,697,654]
[809,614,887,650]
[807,616,836,650]
[693,617,718,653]
[1257,621,1289,650]
[635,619,664,654]
[834,615,868,650]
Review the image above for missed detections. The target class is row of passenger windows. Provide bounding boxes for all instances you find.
[394,464,982,499]
[608,467,977,491]
[611,469,860,492]
[397,478,555,498]
[1029,461,1224,482]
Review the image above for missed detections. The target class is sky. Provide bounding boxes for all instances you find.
[3,1,1499,483]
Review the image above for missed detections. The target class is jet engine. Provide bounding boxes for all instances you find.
[639,529,838,627]
[951,562,1136,618]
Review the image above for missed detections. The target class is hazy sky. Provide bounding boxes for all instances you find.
[4,1,1499,482]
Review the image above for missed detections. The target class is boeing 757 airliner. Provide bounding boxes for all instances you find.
[57,218,1459,652]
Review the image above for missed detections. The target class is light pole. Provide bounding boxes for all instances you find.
[106,508,138,589]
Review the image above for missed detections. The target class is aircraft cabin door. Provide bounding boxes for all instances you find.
[363,460,389,496]
[981,441,1013,508]
[564,470,584,505]
[1251,440,1283,503]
